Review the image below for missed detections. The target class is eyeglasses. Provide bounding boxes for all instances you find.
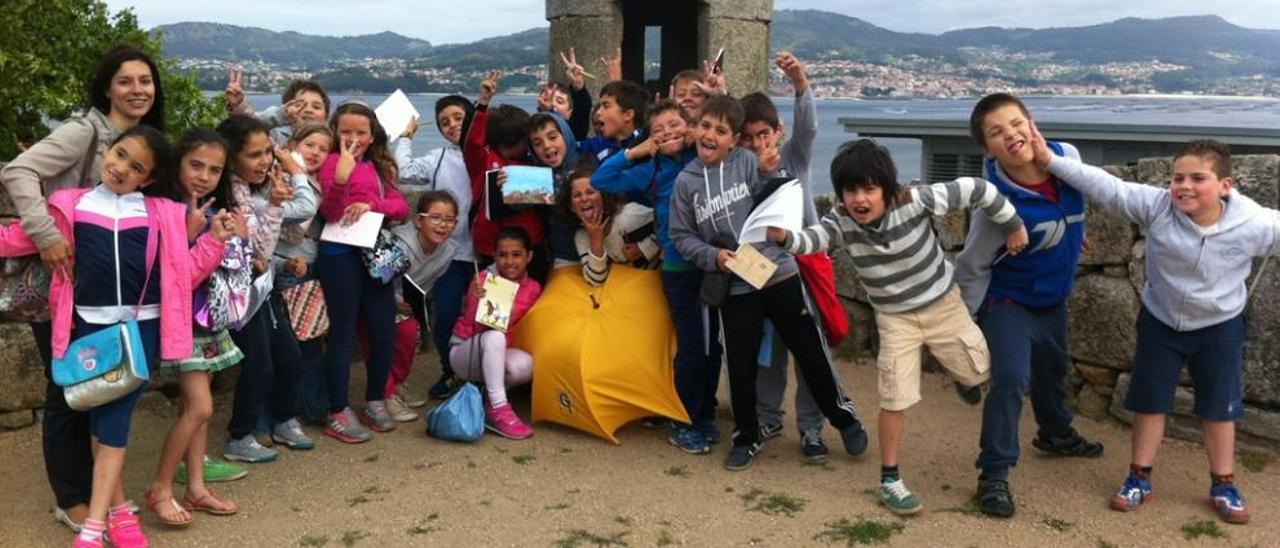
[420,213,458,227]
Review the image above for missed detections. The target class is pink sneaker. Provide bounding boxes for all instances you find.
[485,403,533,440]
[72,534,104,548]
[106,509,149,548]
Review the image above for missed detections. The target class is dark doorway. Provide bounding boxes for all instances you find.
[621,0,700,96]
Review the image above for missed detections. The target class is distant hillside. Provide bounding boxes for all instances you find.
[769,10,957,62]
[155,22,432,66]
[410,28,549,71]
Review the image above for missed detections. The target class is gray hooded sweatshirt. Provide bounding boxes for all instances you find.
[669,147,797,291]
[1048,154,1280,331]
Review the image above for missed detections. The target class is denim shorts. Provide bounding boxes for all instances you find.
[1124,307,1245,421]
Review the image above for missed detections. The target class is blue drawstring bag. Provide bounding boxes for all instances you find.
[426,382,484,441]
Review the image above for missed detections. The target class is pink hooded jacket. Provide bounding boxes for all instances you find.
[0,188,225,360]
[450,269,542,346]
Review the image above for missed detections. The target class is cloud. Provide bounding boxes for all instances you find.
[105,0,1280,44]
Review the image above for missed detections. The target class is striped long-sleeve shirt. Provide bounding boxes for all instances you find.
[782,177,1024,313]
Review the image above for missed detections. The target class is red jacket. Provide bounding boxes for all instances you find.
[463,106,544,258]
[450,269,542,346]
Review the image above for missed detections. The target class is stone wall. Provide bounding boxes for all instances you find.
[830,154,1280,453]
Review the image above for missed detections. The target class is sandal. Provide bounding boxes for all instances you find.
[143,488,194,527]
[1032,428,1104,458]
[976,478,1016,518]
[183,489,238,516]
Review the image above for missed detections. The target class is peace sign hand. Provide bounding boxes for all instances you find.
[696,58,727,96]
[336,138,359,185]
[186,194,216,240]
[478,70,501,106]
[224,66,245,111]
[267,162,294,206]
[560,48,586,90]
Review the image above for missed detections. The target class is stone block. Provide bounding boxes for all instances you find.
[833,297,876,360]
[1231,155,1280,208]
[701,18,771,95]
[547,15,624,97]
[705,0,774,22]
[1242,255,1280,407]
[1079,203,1136,266]
[546,0,620,20]
[1112,373,1280,453]
[0,323,45,411]
[1127,240,1146,293]
[1067,274,1139,370]
[830,248,867,303]
[1075,362,1119,386]
[0,409,34,430]
[1134,158,1172,187]
[1074,384,1111,422]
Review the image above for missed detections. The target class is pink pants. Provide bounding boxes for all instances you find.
[359,317,419,399]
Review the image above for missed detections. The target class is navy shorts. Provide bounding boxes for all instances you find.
[70,318,159,448]
[1124,307,1245,421]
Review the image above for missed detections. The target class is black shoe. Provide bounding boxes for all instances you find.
[428,373,455,400]
[759,422,783,441]
[641,416,669,428]
[955,381,983,406]
[1032,428,1104,458]
[976,478,1016,518]
[724,443,760,471]
[838,421,869,457]
[800,429,829,463]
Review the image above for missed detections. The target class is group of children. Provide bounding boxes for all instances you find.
[2,43,1271,547]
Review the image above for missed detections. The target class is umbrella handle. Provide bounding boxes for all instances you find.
[589,293,600,309]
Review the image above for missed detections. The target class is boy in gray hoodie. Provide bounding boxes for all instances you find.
[668,95,868,471]
[1030,131,1278,525]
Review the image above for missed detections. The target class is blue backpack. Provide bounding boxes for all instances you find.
[426,382,484,441]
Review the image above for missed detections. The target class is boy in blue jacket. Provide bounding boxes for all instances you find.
[955,93,1103,518]
[1030,131,1276,525]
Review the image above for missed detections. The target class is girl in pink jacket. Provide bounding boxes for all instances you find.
[450,227,543,440]
[0,126,229,548]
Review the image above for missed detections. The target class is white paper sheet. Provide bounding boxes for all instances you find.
[374,89,420,141]
[319,211,385,248]
[738,179,803,244]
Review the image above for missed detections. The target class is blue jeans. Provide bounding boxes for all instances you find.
[432,260,477,378]
[317,250,396,412]
[975,300,1074,477]
[662,270,721,427]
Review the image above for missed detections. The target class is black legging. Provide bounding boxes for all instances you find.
[33,321,94,509]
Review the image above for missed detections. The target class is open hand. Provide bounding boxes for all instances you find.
[1029,121,1052,168]
[601,47,622,82]
[775,51,808,95]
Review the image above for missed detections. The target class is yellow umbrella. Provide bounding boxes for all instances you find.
[511,265,688,443]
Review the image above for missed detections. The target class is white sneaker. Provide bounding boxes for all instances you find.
[396,384,428,408]
[386,394,420,423]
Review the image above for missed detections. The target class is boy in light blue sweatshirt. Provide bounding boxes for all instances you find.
[1030,129,1279,526]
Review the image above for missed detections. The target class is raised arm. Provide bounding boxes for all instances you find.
[775,209,845,256]
[590,146,655,196]
[1029,123,1164,227]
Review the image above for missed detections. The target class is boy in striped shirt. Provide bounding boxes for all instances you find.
[767,139,1028,515]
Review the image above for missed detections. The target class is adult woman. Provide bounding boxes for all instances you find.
[0,44,164,534]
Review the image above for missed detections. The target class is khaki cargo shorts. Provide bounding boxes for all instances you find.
[875,285,990,411]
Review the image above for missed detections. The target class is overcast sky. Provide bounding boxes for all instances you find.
[104,0,1279,45]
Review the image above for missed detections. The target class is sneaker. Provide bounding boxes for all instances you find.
[54,506,84,533]
[759,422,783,441]
[360,400,396,433]
[800,429,829,463]
[177,456,248,484]
[324,407,372,444]
[724,442,761,471]
[839,421,869,456]
[72,533,104,548]
[271,418,316,450]
[696,420,721,444]
[223,434,278,463]
[976,478,1016,518]
[954,381,983,406]
[1209,483,1249,524]
[667,424,711,454]
[1110,471,1153,512]
[106,508,149,548]
[485,403,533,439]
[386,394,420,423]
[428,373,456,400]
[396,384,428,409]
[1032,428,1104,458]
[878,478,923,515]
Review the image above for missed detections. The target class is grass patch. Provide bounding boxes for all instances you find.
[724,486,734,493]
[1096,539,1117,548]
[1180,519,1226,541]
[938,500,983,517]
[493,446,509,454]
[465,458,477,469]
[478,499,492,507]
[664,465,690,477]
[740,489,806,517]
[299,535,329,547]
[345,495,372,507]
[1042,517,1073,532]
[613,516,633,526]
[340,530,369,547]
[940,484,952,492]
[1241,452,1269,473]
[800,460,835,471]
[554,529,630,547]
[813,518,904,546]
[407,513,440,535]
[362,486,387,495]
[656,530,676,546]
[566,488,581,495]
[859,488,877,497]
[545,502,572,510]
[362,453,380,463]
[560,447,573,454]
[512,454,536,465]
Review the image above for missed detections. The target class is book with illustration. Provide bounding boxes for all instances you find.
[475,273,520,332]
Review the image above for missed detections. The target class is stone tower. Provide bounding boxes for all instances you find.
[547,0,773,97]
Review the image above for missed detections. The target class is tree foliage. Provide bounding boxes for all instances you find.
[0,0,222,161]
